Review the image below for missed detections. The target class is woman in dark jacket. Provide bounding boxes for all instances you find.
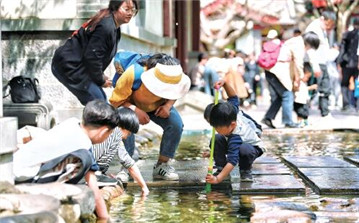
[52,0,138,105]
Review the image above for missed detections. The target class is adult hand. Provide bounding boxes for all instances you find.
[136,108,150,124]
[293,80,300,92]
[154,104,171,118]
[213,79,225,89]
[102,79,112,88]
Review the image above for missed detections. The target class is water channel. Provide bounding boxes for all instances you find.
[110,131,359,222]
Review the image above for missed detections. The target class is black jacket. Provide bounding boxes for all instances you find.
[338,28,359,68]
[52,14,121,89]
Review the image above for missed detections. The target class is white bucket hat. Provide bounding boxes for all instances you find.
[141,63,191,100]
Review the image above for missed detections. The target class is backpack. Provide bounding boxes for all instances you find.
[257,41,282,70]
[7,76,41,103]
[112,51,151,88]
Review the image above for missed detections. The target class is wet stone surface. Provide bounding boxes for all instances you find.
[125,159,208,189]
[241,163,291,175]
[283,156,356,169]
[283,156,359,194]
[231,175,305,195]
[125,157,306,194]
[344,155,359,167]
[253,156,281,164]
[298,168,359,195]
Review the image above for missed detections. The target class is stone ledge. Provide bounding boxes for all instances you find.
[1,19,176,47]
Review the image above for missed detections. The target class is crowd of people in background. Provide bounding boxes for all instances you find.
[189,9,359,130]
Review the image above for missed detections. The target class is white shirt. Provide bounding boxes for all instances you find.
[13,118,92,181]
[305,18,332,67]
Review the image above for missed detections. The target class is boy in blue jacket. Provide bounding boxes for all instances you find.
[204,80,265,183]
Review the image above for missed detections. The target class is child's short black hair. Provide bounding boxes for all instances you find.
[204,103,214,121]
[117,107,139,133]
[209,102,237,127]
[146,53,180,69]
[82,100,118,129]
[303,31,320,50]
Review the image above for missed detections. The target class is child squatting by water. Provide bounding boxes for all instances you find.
[204,79,265,184]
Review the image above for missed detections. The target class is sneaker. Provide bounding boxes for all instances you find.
[116,169,130,183]
[153,163,179,181]
[96,173,121,187]
[261,118,276,129]
[284,122,300,128]
[240,169,253,182]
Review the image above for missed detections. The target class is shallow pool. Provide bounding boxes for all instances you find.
[109,131,359,222]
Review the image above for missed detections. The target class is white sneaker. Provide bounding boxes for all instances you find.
[153,163,179,180]
[116,169,129,183]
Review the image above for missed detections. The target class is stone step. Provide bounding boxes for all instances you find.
[344,155,359,167]
[231,175,306,195]
[283,156,356,169]
[298,168,359,195]
[282,156,359,195]
[123,156,306,194]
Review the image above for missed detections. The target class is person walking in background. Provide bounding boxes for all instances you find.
[224,50,248,105]
[305,10,336,117]
[338,18,359,112]
[327,43,341,110]
[110,54,191,181]
[189,52,219,96]
[260,29,300,129]
[52,0,138,105]
[294,65,318,127]
[244,52,261,107]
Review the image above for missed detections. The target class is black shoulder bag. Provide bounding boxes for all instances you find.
[8,76,41,103]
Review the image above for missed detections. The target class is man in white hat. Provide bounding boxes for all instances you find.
[305,10,336,117]
[110,53,191,180]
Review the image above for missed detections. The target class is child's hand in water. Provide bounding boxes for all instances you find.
[202,150,210,158]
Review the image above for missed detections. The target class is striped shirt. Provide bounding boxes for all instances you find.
[92,127,135,173]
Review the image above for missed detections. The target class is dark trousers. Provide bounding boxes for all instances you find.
[294,102,309,119]
[212,134,262,171]
[341,67,358,109]
[52,65,107,106]
[317,64,331,116]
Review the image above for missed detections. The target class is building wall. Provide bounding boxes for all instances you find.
[1,0,177,109]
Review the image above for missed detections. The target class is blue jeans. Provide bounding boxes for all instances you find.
[52,65,107,105]
[203,67,219,96]
[123,107,184,159]
[264,70,294,125]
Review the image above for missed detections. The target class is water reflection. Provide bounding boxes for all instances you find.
[109,131,359,222]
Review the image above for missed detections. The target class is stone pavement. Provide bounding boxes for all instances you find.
[120,155,359,195]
